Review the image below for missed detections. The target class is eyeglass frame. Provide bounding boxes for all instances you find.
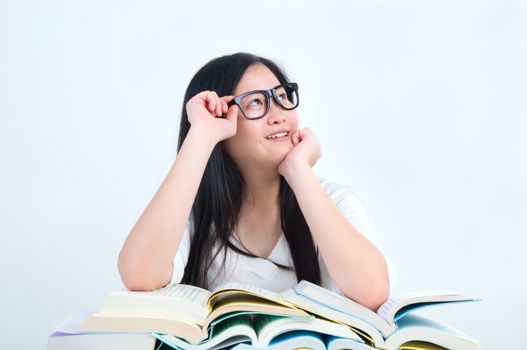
[226,82,299,120]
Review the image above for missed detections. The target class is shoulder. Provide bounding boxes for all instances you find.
[316,177,365,207]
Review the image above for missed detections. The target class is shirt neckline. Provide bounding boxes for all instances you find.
[232,231,285,261]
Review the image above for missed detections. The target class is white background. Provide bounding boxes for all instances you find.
[1,0,525,349]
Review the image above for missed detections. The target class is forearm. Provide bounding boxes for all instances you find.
[118,127,216,291]
[285,164,389,310]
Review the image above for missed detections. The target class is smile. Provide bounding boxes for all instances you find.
[266,132,289,140]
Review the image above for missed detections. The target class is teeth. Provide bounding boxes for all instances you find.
[267,132,288,139]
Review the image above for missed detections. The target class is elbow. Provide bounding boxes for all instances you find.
[343,279,390,311]
[362,257,391,311]
[119,268,171,291]
[361,281,390,311]
[121,275,168,292]
[118,252,172,291]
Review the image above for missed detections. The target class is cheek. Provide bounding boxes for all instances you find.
[222,123,261,156]
[289,113,299,130]
[237,121,263,143]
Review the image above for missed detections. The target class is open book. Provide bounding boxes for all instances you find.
[80,280,481,350]
[80,282,312,344]
[155,314,363,350]
[231,333,457,350]
[280,281,481,349]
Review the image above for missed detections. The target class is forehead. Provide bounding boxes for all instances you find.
[234,64,281,95]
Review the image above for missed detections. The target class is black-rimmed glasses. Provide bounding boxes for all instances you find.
[227,82,299,120]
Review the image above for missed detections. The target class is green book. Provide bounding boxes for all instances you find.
[155,313,363,350]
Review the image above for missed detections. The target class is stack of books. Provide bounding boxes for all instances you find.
[47,280,481,350]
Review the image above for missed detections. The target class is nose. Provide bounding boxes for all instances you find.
[266,98,287,125]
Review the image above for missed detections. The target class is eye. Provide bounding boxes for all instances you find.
[277,93,287,101]
[247,97,264,108]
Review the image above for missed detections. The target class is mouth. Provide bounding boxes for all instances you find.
[265,131,290,141]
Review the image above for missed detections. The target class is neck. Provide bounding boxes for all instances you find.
[239,166,281,215]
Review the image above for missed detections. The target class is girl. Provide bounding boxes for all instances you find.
[118,52,396,311]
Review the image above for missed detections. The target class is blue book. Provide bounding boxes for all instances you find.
[280,281,481,349]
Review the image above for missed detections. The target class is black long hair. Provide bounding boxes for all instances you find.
[178,52,320,289]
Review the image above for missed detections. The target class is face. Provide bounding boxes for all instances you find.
[221,64,299,170]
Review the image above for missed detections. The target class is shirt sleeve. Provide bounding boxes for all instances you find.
[317,178,398,294]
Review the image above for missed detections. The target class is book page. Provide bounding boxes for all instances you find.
[212,283,280,302]
[293,281,384,326]
[253,314,362,343]
[113,283,211,305]
[208,282,283,310]
[391,314,480,348]
[376,296,400,321]
[400,341,449,350]
[376,291,475,323]
[279,288,382,345]
[158,314,256,349]
[52,310,94,334]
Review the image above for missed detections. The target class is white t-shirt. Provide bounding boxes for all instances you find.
[171,178,397,295]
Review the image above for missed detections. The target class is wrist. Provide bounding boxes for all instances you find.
[282,160,313,186]
[187,125,219,151]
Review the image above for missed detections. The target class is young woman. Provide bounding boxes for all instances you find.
[118,52,396,311]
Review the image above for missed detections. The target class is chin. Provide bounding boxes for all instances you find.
[259,142,294,167]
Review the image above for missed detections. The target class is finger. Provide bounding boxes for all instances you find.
[225,104,239,123]
[291,131,297,145]
[210,91,220,111]
[296,128,307,138]
[196,90,210,99]
[299,129,310,141]
[216,97,223,116]
[221,99,228,114]
[293,131,301,145]
[198,91,210,110]
[221,96,234,113]
[212,96,219,114]
[208,91,221,116]
[206,93,215,112]
[208,92,219,116]
[222,98,237,117]
[211,100,217,114]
